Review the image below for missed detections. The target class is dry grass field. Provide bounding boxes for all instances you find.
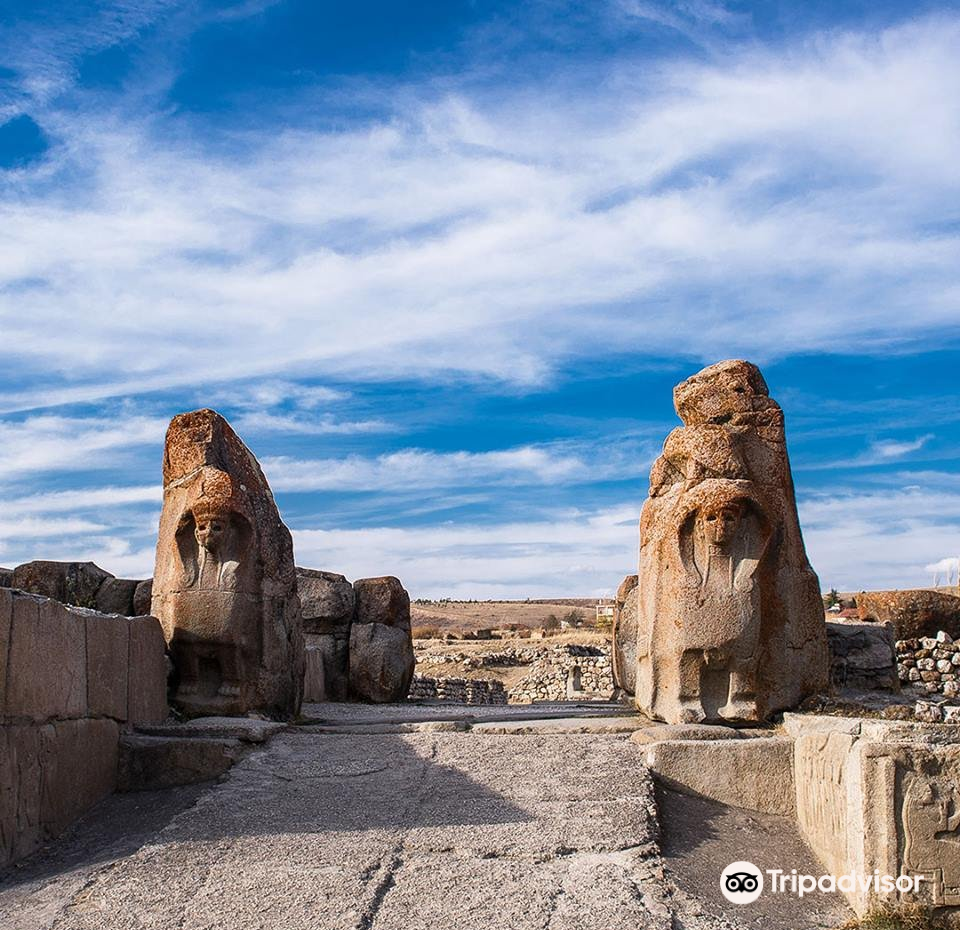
[410,598,600,637]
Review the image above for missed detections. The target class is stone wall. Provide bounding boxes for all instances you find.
[1,588,168,868]
[408,675,507,705]
[897,631,960,698]
[509,644,614,703]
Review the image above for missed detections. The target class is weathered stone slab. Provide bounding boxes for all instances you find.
[135,716,284,743]
[350,622,415,703]
[612,574,638,694]
[85,612,129,720]
[303,644,327,702]
[642,736,796,816]
[11,560,111,608]
[94,577,139,615]
[0,587,11,713]
[0,567,12,588]
[629,360,829,724]
[127,615,169,725]
[792,715,960,914]
[151,409,304,719]
[117,735,243,791]
[5,594,86,720]
[0,725,42,866]
[630,723,743,744]
[39,718,119,837]
[827,619,898,691]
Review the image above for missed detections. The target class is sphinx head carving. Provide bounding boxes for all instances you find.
[698,499,744,550]
[192,502,233,555]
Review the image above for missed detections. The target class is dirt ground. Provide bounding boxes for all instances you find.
[410,600,601,636]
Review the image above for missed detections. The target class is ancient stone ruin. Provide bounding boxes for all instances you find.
[622,359,829,724]
[299,570,416,703]
[151,409,304,719]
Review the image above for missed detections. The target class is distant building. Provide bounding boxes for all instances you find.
[595,599,615,624]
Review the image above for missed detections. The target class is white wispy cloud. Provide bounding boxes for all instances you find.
[291,504,640,599]
[0,415,166,479]
[1,13,959,410]
[232,412,395,436]
[262,440,648,492]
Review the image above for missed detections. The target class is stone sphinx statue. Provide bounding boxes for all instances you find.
[632,360,828,724]
[152,409,304,719]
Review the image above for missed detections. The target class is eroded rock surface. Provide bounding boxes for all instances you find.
[631,360,828,724]
[350,577,415,702]
[151,408,303,719]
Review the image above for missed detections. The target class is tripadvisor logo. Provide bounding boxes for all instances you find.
[721,862,764,904]
[721,861,926,904]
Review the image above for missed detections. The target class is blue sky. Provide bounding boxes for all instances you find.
[1,0,959,598]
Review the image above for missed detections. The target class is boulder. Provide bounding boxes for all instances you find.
[150,408,304,720]
[0,567,12,588]
[11,560,111,608]
[95,577,140,615]
[857,589,960,640]
[133,579,153,617]
[349,622,415,703]
[629,360,829,724]
[354,576,411,629]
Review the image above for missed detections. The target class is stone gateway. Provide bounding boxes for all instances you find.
[630,360,828,724]
[151,409,304,719]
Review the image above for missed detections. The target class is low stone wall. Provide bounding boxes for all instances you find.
[896,631,960,698]
[1,588,168,867]
[408,675,507,705]
[509,644,614,703]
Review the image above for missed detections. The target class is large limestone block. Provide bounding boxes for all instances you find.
[0,587,11,711]
[298,568,354,701]
[612,574,638,694]
[6,594,86,720]
[629,360,829,724]
[11,560,111,608]
[354,576,411,630]
[86,612,130,720]
[39,718,119,837]
[127,615,169,725]
[642,736,796,816]
[0,725,42,867]
[151,408,304,719]
[791,714,960,914]
[827,619,898,691]
[349,622,415,703]
[117,735,243,791]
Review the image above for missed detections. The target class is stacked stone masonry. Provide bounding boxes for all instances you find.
[0,587,168,867]
[509,644,614,703]
[408,675,507,705]
[897,631,960,699]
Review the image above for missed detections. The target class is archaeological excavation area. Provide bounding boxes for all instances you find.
[2,361,960,930]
